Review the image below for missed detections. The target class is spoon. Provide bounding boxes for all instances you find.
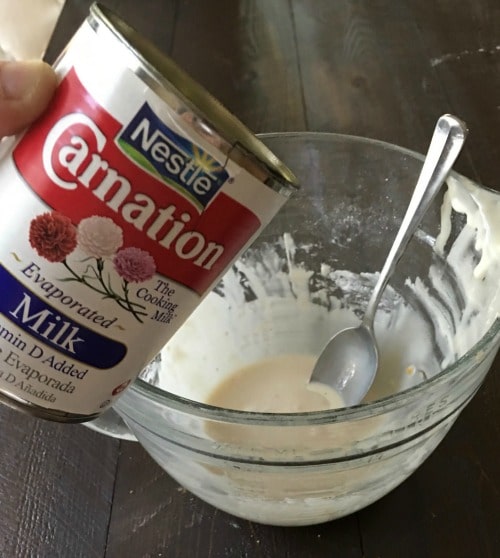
[309,114,468,407]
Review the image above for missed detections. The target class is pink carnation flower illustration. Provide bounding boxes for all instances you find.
[77,215,123,257]
[28,211,156,323]
[113,247,156,283]
[29,211,77,262]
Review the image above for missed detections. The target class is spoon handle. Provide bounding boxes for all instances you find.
[362,114,468,328]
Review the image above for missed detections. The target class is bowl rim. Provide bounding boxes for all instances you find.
[121,131,500,426]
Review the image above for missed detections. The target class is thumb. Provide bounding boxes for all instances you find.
[0,60,57,138]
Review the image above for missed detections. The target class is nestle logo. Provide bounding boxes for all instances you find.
[117,103,229,210]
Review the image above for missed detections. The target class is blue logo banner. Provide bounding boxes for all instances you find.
[118,103,229,210]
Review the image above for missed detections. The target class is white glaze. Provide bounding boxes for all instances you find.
[137,175,500,526]
[206,354,344,412]
[157,176,499,412]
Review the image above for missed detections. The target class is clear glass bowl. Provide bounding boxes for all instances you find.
[109,132,499,526]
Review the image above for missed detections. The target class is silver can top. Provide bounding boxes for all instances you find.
[88,2,300,197]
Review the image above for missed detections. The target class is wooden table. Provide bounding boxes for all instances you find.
[1,1,499,556]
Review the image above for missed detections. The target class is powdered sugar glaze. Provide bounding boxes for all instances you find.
[157,175,499,409]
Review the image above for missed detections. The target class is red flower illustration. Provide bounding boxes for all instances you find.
[29,212,77,262]
[113,247,156,283]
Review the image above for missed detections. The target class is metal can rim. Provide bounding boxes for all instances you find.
[88,2,300,193]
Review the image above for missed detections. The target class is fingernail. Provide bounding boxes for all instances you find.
[0,60,42,100]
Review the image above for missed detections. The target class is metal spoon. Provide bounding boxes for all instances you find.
[309,114,468,406]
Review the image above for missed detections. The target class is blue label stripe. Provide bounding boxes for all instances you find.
[0,266,126,369]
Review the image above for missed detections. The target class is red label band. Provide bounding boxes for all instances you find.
[13,69,261,294]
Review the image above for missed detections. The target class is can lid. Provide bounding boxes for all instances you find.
[88,3,299,193]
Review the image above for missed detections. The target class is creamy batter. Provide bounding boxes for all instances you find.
[124,171,500,526]
[155,175,499,417]
[158,248,440,410]
[206,353,344,412]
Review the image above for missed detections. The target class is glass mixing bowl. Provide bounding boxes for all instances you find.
[103,132,499,526]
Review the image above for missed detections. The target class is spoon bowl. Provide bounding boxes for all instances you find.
[310,114,468,406]
[310,324,377,406]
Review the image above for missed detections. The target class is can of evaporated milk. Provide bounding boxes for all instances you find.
[0,3,298,422]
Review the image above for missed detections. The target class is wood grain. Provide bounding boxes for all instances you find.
[0,406,119,558]
[45,0,179,64]
[292,1,450,152]
[105,443,363,558]
[358,357,500,558]
[170,0,305,133]
[408,0,500,188]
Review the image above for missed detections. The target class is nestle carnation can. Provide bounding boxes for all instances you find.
[0,3,298,422]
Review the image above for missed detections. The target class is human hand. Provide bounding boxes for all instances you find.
[0,60,57,138]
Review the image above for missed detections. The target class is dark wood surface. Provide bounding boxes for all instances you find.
[1,1,499,556]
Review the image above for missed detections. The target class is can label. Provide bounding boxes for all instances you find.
[0,19,289,418]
